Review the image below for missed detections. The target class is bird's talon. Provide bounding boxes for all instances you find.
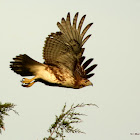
[21,78,25,82]
[21,78,32,84]
[22,81,35,87]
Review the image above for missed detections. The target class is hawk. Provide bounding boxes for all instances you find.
[10,12,97,89]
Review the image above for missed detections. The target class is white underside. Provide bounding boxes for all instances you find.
[33,65,75,87]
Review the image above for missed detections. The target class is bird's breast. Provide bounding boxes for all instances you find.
[36,65,75,87]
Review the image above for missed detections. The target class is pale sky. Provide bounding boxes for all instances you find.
[0,0,140,140]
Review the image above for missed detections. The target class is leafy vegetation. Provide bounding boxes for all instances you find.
[0,102,18,133]
[43,103,98,140]
[0,102,97,140]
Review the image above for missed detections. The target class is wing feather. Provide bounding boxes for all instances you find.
[78,15,86,33]
[82,34,91,46]
[82,58,93,69]
[73,12,78,29]
[72,12,79,41]
[57,22,69,42]
[43,13,95,75]
[81,23,93,39]
[66,13,76,41]
[86,73,95,78]
[79,56,85,65]
[85,64,97,74]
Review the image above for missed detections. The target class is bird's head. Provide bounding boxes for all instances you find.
[75,78,93,89]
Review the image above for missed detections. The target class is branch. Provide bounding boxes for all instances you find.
[43,103,98,140]
[0,102,18,133]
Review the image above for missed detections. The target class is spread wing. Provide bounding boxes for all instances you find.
[43,12,96,78]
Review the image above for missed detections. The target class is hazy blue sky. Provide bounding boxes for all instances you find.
[0,0,140,140]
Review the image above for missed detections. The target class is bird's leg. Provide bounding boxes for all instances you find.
[22,81,35,87]
[21,76,38,87]
[22,77,35,84]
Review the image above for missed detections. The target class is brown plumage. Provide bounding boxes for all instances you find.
[10,12,97,88]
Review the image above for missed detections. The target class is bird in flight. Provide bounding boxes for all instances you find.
[10,12,97,89]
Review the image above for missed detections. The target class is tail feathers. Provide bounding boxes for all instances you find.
[10,54,41,76]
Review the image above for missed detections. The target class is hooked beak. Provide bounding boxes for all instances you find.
[89,81,93,86]
[86,80,93,86]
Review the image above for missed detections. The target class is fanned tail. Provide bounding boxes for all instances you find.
[10,54,43,76]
